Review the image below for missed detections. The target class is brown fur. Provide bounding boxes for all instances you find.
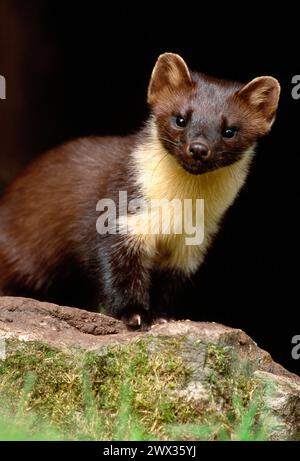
[0,53,280,327]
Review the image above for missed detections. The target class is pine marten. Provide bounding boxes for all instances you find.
[0,53,280,328]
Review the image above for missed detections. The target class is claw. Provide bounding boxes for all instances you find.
[127,313,141,327]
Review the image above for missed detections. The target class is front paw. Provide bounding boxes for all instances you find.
[122,310,173,331]
[120,305,149,331]
[122,312,151,331]
[126,313,142,328]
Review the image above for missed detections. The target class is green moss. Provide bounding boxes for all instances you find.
[0,338,277,441]
[0,338,191,440]
[206,343,259,405]
[204,343,267,440]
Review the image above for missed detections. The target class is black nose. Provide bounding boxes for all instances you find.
[188,142,211,160]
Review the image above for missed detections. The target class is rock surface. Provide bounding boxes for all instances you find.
[0,296,299,440]
[0,296,127,346]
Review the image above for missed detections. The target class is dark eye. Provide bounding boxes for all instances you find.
[175,115,187,128]
[223,127,237,139]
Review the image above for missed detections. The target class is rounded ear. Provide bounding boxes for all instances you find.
[147,53,192,105]
[237,76,281,132]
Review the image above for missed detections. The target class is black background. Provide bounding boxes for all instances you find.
[0,1,299,374]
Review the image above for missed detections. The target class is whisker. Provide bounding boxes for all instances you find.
[159,137,180,147]
[152,152,169,177]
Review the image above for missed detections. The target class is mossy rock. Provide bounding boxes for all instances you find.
[0,297,299,440]
[0,335,298,440]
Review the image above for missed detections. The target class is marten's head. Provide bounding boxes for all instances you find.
[147,53,280,175]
